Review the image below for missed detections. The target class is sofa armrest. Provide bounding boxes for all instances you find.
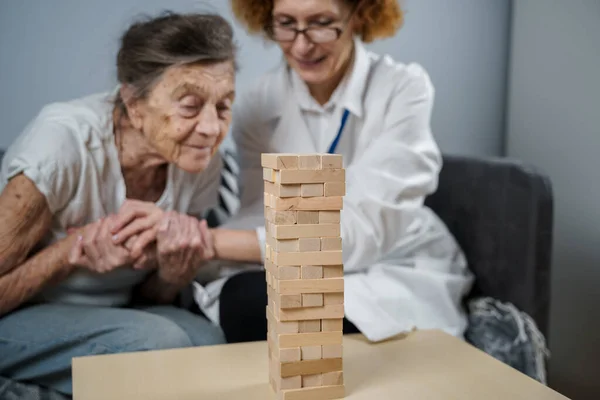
[425,154,554,336]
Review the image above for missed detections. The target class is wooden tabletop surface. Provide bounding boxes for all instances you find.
[73,329,569,400]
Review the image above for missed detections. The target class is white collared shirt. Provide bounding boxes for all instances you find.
[289,42,370,153]
[290,67,346,152]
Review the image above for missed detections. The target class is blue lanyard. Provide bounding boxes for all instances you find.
[327,109,350,154]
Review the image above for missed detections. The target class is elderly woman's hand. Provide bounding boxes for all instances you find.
[69,215,135,273]
[123,236,159,271]
[110,199,165,259]
[155,211,214,285]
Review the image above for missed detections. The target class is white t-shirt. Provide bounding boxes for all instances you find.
[0,90,222,306]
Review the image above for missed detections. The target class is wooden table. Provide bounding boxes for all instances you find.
[72,329,569,400]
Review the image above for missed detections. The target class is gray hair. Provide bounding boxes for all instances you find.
[115,11,237,110]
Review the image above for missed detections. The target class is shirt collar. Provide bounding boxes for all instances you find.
[289,36,370,118]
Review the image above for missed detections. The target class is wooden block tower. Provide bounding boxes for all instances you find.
[262,153,346,400]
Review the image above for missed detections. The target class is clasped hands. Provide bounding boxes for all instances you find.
[68,200,214,285]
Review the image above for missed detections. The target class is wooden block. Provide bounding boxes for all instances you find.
[279,376,302,390]
[281,385,345,400]
[280,266,301,280]
[321,319,343,332]
[321,154,343,169]
[268,259,298,279]
[267,286,303,309]
[281,294,302,309]
[301,266,323,279]
[265,181,302,198]
[297,211,319,224]
[279,239,301,252]
[278,320,300,334]
[323,265,343,278]
[280,358,342,378]
[270,355,302,391]
[301,183,324,197]
[261,154,299,170]
[299,320,321,333]
[277,278,344,295]
[299,238,321,252]
[324,182,345,197]
[302,373,323,388]
[322,344,343,359]
[280,348,301,363]
[321,237,342,251]
[276,169,345,184]
[271,196,343,211]
[267,306,300,333]
[271,224,340,240]
[301,346,322,360]
[273,251,343,266]
[278,331,342,348]
[270,342,301,363]
[319,211,340,224]
[298,154,322,170]
[324,292,344,305]
[265,243,272,261]
[263,168,276,182]
[279,304,344,321]
[303,293,324,307]
[322,371,343,386]
[268,210,298,225]
[269,237,300,252]
[282,184,302,198]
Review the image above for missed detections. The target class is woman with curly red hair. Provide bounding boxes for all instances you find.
[197,0,474,343]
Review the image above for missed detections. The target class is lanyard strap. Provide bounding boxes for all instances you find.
[327,109,350,154]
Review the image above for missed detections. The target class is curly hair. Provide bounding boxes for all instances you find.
[229,0,403,43]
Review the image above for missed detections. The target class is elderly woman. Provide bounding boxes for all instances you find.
[0,12,235,395]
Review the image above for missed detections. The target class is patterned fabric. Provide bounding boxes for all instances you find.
[465,297,550,384]
[204,144,240,228]
[0,377,70,400]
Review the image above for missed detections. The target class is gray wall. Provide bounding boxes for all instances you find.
[0,0,510,156]
[506,1,600,399]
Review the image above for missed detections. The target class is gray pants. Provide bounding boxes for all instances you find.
[0,303,225,395]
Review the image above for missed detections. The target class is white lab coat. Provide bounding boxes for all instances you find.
[193,38,474,342]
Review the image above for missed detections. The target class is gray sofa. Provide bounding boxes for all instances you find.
[425,153,553,337]
[0,149,553,398]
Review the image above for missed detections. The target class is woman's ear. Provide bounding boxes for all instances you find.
[119,85,144,130]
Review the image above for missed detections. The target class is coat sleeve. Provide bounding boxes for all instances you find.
[341,64,443,272]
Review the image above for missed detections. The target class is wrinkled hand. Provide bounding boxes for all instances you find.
[111,199,165,259]
[69,215,134,273]
[156,211,214,285]
[124,235,158,270]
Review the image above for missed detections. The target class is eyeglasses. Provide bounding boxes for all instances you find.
[267,25,343,44]
[267,1,363,45]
